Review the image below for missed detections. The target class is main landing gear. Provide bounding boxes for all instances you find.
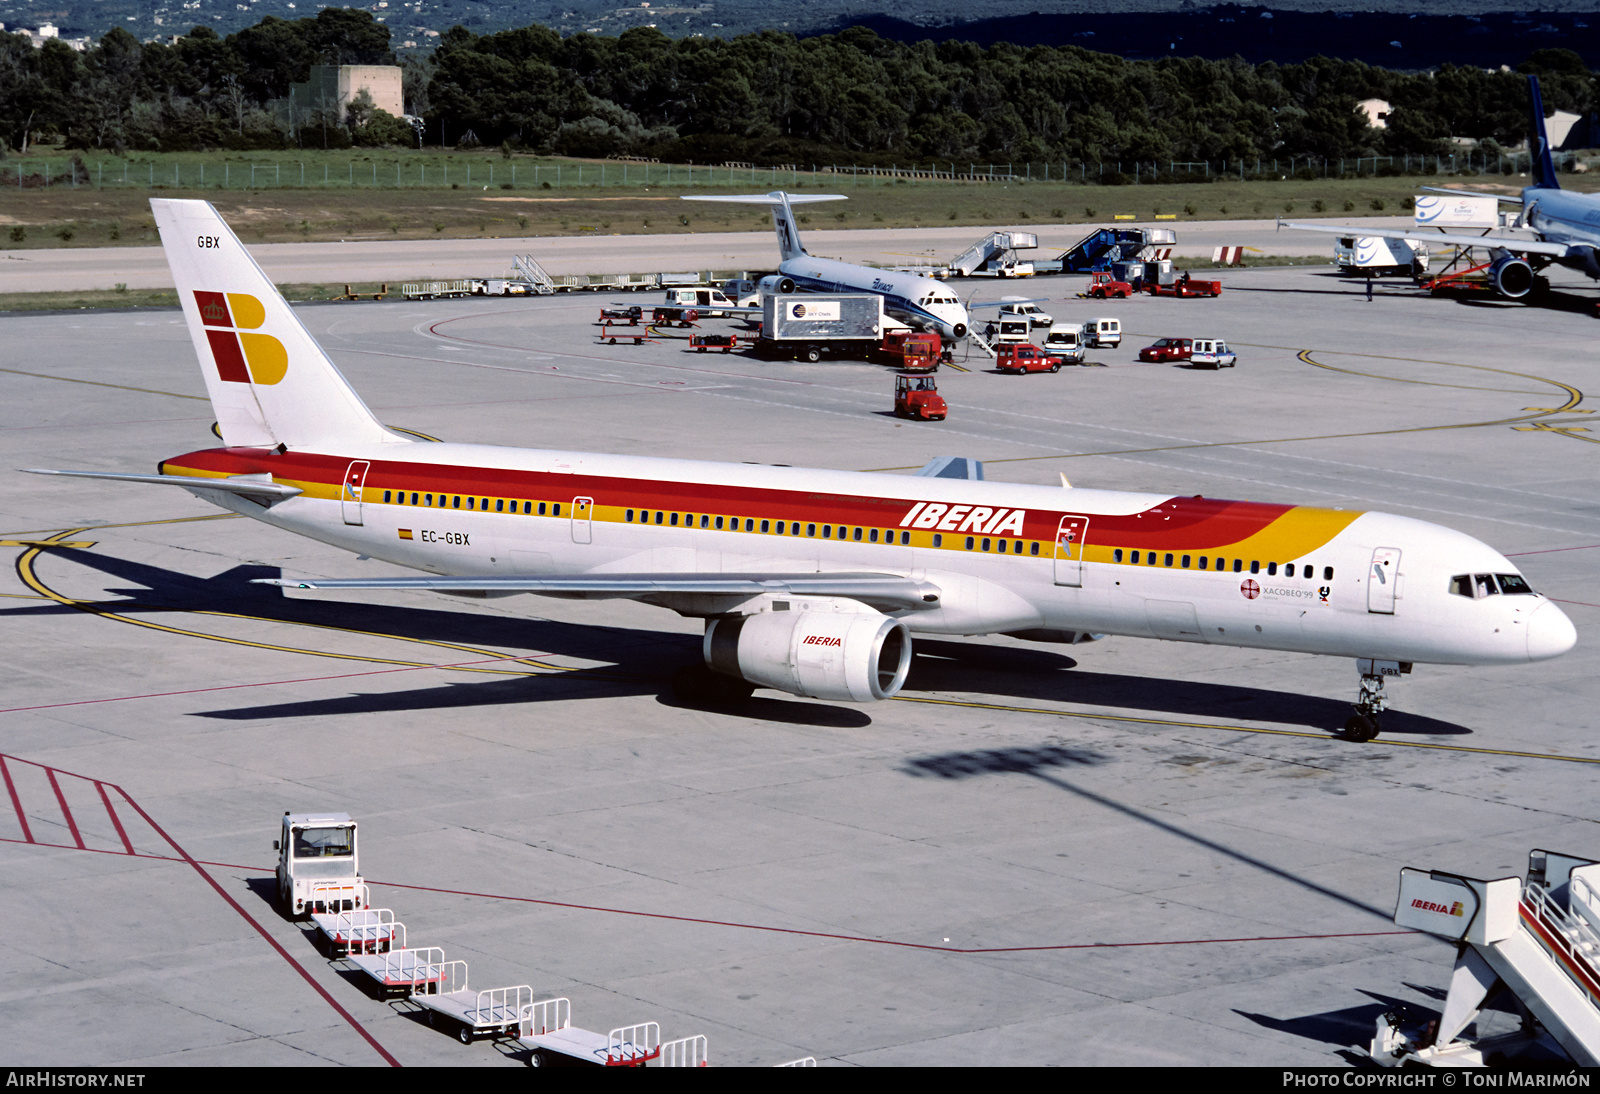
[1343,658,1411,743]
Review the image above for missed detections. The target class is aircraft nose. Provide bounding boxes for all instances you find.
[1527,600,1577,661]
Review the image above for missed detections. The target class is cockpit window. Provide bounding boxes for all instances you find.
[1451,573,1535,598]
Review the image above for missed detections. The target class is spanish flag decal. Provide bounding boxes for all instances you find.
[398,529,414,540]
[194,291,288,386]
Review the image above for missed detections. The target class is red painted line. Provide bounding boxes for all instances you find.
[103,782,402,1067]
[1551,598,1600,610]
[367,877,1411,955]
[97,781,135,856]
[45,767,85,850]
[0,653,546,715]
[1505,544,1600,556]
[5,834,1414,958]
[0,756,33,843]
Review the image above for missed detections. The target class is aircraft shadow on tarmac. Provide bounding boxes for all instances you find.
[7,550,1468,736]
[907,638,1470,738]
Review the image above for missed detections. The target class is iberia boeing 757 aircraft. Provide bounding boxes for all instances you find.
[27,200,1575,741]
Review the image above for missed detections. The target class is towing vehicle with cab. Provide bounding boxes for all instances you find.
[275,812,362,918]
[894,372,947,420]
[880,329,942,371]
[1086,271,1134,299]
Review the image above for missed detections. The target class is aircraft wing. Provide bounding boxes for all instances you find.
[681,193,846,205]
[256,572,943,612]
[22,468,303,499]
[1278,219,1570,257]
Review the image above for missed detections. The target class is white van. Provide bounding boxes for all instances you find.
[664,287,738,316]
[1084,317,1121,349]
[1042,322,1085,364]
[1189,338,1237,369]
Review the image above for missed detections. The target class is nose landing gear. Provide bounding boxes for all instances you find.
[1344,659,1410,742]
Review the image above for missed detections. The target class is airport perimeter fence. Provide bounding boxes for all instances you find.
[0,149,1574,192]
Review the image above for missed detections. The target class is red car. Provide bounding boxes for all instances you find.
[1138,337,1193,363]
[995,343,1062,373]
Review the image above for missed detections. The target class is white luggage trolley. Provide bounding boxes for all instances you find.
[410,961,532,1044]
[518,998,661,1067]
[345,940,447,1000]
[309,897,398,957]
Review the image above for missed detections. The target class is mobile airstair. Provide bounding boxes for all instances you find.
[949,231,1039,277]
[1370,849,1600,1067]
[1046,227,1177,274]
[511,254,558,295]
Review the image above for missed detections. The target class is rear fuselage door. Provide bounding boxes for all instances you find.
[1368,547,1401,613]
[341,460,370,526]
[1054,515,1090,587]
[571,496,594,543]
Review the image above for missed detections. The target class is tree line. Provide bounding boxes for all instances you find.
[2,11,1593,168]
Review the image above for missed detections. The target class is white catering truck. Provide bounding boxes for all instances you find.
[758,294,885,361]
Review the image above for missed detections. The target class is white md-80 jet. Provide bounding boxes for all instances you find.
[682,190,973,341]
[25,200,1575,741]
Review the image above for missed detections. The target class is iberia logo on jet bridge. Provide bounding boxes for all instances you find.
[194,291,287,385]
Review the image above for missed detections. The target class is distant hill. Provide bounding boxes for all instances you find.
[839,6,1600,70]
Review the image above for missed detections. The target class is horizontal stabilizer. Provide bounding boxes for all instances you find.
[257,571,942,611]
[22,468,302,498]
[915,456,985,481]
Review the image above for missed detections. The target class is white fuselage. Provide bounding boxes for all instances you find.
[182,440,1575,670]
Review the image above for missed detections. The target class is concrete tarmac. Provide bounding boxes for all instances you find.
[1,252,1596,1066]
[0,216,1416,293]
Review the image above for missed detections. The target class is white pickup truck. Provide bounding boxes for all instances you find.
[275,812,363,918]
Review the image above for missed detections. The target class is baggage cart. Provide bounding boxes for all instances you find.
[411,961,533,1044]
[309,899,397,957]
[517,997,661,1067]
[346,941,448,999]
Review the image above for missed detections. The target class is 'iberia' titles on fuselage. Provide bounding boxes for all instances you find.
[158,441,1564,668]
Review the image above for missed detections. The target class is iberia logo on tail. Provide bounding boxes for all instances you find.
[194,291,287,385]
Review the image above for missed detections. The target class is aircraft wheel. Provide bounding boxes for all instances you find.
[1343,714,1380,743]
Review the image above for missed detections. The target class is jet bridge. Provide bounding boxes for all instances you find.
[949,231,1039,277]
[1370,849,1600,1067]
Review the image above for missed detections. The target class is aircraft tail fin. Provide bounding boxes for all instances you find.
[151,198,402,450]
[1527,75,1561,191]
[681,191,846,263]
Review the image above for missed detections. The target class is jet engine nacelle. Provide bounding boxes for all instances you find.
[704,609,912,702]
[758,274,796,297]
[1489,255,1535,298]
